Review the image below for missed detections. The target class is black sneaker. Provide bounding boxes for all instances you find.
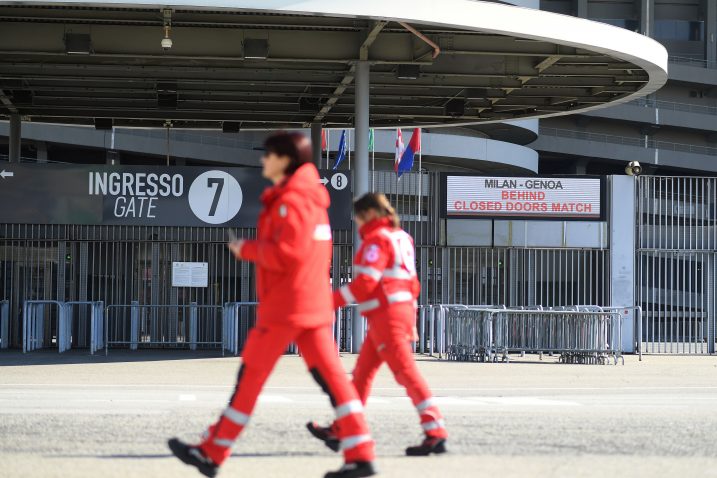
[324,461,377,478]
[405,437,447,456]
[168,437,219,478]
[306,422,340,452]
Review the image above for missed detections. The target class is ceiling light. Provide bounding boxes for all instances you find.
[65,33,91,55]
[244,39,269,60]
[397,64,420,80]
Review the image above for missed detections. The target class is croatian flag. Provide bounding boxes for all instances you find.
[394,128,405,174]
[396,128,421,178]
[332,130,347,170]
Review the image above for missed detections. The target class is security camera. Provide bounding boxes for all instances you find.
[625,161,642,176]
[161,37,173,50]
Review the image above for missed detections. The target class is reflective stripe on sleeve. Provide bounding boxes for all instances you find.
[357,299,380,313]
[354,265,383,281]
[387,291,414,304]
[339,286,356,304]
[335,400,363,419]
[340,434,373,451]
[222,407,250,426]
[421,419,446,431]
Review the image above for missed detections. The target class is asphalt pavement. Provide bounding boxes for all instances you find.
[1,351,716,478]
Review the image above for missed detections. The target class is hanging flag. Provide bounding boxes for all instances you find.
[394,128,405,174]
[321,129,327,151]
[368,129,375,152]
[332,130,347,170]
[396,128,421,178]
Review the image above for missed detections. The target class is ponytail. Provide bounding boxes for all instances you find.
[353,193,400,228]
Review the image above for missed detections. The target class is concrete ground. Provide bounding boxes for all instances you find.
[1,351,716,478]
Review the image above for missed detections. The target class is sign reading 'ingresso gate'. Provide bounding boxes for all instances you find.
[0,164,352,229]
[443,174,605,221]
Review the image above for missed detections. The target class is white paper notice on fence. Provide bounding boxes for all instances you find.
[172,262,209,288]
[445,175,603,220]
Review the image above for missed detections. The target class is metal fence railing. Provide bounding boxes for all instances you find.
[637,176,717,355]
[669,55,717,70]
[629,98,717,116]
[540,127,717,157]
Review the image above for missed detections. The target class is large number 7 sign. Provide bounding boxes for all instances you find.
[207,177,225,217]
[188,171,243,225]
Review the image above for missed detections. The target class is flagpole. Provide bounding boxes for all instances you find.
[371,131,375,191]
[417,127,422,223]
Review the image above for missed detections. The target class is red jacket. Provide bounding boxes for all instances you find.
[333,217,420,317]
[240,163,334,328]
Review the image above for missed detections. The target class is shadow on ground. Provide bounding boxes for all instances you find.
[0,349,234,366]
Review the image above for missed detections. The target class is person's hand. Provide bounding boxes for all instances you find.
[228,239,245,260]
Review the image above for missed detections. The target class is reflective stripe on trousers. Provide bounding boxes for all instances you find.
[340,434,373,451]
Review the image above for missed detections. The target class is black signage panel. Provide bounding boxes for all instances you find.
[0,164,352,229]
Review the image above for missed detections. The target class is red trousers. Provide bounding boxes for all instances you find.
[349,305,448,439]
[199,323,375,465]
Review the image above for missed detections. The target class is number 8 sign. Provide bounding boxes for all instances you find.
[188,171,243,224]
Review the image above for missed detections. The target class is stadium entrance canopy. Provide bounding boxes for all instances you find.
[0,0,668,348]
[0,0,667,131]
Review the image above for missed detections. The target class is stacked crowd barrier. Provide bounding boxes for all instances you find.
[430,304,635,365]
[22,300,104,354]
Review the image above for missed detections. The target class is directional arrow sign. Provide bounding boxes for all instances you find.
[319,177,329,186]
[0,170,14,179]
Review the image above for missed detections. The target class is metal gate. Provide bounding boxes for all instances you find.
[0,171,610,352]
[637,176,717,354]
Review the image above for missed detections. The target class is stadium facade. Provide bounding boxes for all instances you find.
[1,1,714,354]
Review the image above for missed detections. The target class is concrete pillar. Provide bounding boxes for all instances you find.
[310,122,323,166]
[706,0,717,63]
[610,175,636,353]
[577,0,588,18]
[9,114,21,162]
[640,0,654,37]
[36,141,48,163]
[351,60,370,353]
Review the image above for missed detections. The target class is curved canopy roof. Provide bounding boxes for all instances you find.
[0,0,668,129]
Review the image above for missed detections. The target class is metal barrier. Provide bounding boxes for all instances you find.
[21,300,105,354]
[600,306,643,361]
[1,300,9,349]
[442,306,625,365]
[105,303,228,354]
[22,300,65,353]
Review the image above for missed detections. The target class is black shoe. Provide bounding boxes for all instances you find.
[306,422,340,452]
[168,437,219,478]
[405,437,447,456]
[324,461,377,478]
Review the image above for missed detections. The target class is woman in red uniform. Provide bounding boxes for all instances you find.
[307,193,448,456]
[168,132,376,478]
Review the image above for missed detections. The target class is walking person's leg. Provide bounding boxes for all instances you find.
[168,324,296,476]
[297,325,376,478]
[307,329,384,452]
[372,308,448,455]
[351,330,384,405]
